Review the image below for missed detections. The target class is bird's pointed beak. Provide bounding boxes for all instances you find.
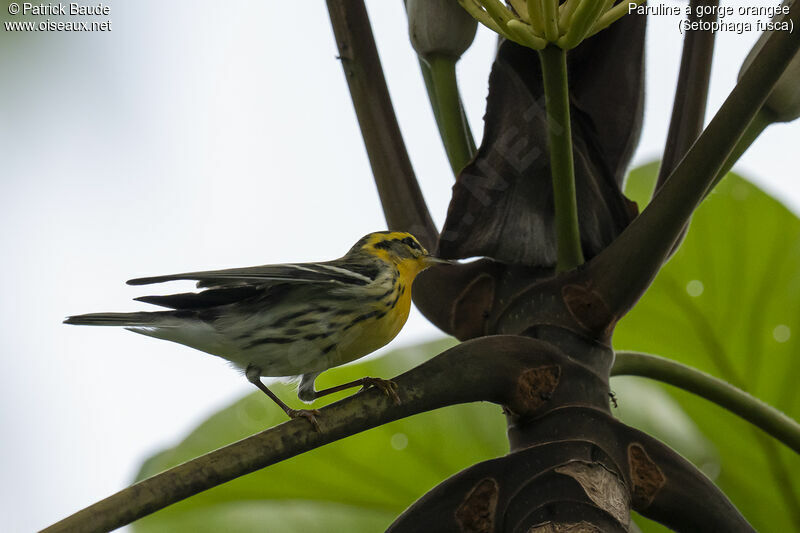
[423,256,454,266]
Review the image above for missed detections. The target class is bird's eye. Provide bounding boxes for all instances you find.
[402,237,420,251]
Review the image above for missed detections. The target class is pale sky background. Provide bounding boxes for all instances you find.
[1,1,798,531]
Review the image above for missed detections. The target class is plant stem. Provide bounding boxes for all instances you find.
[657,0,718,191]
[708,108,773,194]
[612,352,800,455]
[656,0,717,255]
[538,45,583,271]
[327,0,437,249]
[426,55,476,176]
[418,58,441,127]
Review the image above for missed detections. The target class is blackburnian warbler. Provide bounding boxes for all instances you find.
[65,232,448,429]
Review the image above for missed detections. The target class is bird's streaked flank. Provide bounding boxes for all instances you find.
[65,231,449,429]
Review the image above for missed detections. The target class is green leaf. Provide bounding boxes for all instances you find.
[615,162,800,532]
[132,338,508,532]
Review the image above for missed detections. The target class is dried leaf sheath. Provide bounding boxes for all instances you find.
[439,12,645,267]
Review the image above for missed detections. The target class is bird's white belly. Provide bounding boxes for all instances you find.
[147,271,410,378]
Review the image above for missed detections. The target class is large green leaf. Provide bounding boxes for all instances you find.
[615,162,800,532]
[132,338,509,532]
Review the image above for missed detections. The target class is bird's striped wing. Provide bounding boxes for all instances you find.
[133,286,263,309]
[127,261,379,288]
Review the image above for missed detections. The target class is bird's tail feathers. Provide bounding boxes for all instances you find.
[64,311,166,327]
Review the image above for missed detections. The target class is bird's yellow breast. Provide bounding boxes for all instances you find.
[326,267,414,368]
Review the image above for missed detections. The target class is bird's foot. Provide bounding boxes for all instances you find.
[360,377,400,405]
[287,408,322,432]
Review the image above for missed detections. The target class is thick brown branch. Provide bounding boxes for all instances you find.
[43,336,573,533]
[392,406,754,532]
[621,421,755,532]
[389,438,631,532]
[326,0,437,249]
[511,407,755,532]
[583,1,800,320]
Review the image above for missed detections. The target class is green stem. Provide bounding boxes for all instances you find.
[612,352,800,455]
[539,45,583,271]
[707,108,773,194]
[418,58,442,128]
[426,55,476,176]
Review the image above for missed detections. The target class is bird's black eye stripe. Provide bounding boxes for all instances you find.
[401,237,420,250]
[374,236,420,252]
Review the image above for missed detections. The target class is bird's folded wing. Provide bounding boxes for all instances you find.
[127,261,377,288]
[133,287,262,309]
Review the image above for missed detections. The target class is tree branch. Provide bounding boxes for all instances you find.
[583,1,800,319]
[612,351,800,454]
[327,0,437,249]
[42,336,567,533]
[620,415,756,532]
[397,405,755,532]
[390,436,632,532]
[508,407,755,531]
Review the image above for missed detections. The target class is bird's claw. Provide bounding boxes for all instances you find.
[287,408,322,431]
[360,377,401,405]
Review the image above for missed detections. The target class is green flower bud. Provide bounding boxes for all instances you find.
[739,0,800,123]
[407,0,477,60]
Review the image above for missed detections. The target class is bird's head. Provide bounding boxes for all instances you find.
[351,231,450,276]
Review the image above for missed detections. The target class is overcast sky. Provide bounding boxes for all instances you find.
[1,1,798,531]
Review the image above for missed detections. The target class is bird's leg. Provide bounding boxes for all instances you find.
[245,365,321,431]
[303,375,401,405]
